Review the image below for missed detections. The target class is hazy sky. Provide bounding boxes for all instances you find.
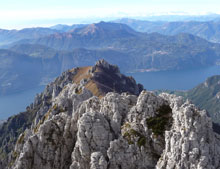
[0,0,220,29]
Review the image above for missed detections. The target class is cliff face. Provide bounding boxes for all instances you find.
[2,60,220,169]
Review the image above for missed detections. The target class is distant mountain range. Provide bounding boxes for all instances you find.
[0,24,87,47]
[114,18,220,43]
[2,17,220,47]
[2,21,220,95]
[12,22,138,50]
[50,24,86,32]
[0,48,52,95]
[133,13,220,22]
[9,22,220,70]
[0,28,60,46]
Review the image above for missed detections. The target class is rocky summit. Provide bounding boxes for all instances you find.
[1,60,220,169]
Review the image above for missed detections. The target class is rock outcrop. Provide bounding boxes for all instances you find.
[2,60,220,169]
[157,94,220,169]
[0,60,143,169]
[11,87,170,169]
[10,90,220,169]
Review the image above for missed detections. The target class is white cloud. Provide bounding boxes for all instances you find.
[1,5,220,29]
[0,7,131,21]
[2,6,219,22]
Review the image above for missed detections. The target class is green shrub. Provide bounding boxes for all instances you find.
[123,128,146,147]
[146,104,172,136]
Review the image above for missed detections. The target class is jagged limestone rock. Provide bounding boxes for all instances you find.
[13,113,74,169]
[10,87,220,169]
[4,61,220,169]
[70,112,113,169]
[10,89,170,169]
[157,93,220,169]
[90,152,107,169]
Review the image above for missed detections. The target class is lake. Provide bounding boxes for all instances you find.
[127,66,220,90]
[0,86,45,120]
[1,65,220,121]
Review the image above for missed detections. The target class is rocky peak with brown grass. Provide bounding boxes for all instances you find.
[68,59,143,97]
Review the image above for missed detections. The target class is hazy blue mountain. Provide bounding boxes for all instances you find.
[134,13,220,22]
[0,49,44,95]
[26,21,139,50]
[50,24,86,32]
[10,44,58,58]
[0,27,60,46]
[0,48,61,95]
[114,18,220,43]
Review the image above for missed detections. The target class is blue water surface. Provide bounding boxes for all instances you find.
[1,65,220,121]
[127,66,220,90]
[0,86,44,120]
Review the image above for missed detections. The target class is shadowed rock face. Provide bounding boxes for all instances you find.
[90,59,143,96]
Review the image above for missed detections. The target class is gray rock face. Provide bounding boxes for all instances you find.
[157,94,220,169]
[9,86,220,169]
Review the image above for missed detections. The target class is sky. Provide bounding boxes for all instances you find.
[0,0,220,29]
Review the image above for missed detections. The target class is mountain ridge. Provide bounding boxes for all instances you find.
[0,27,61,46]
[114,18,220,43]
[8,22,220,70]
